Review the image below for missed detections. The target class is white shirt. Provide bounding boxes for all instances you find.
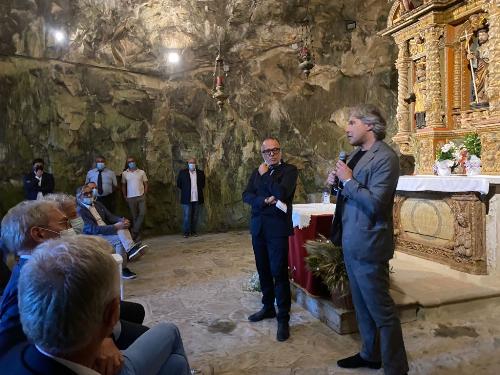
[35,176,43,200]
[121,169,148,198]
[36,346,100,375]
[189,170,198,202]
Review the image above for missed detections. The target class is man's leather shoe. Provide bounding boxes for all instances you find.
[248,308,276,322]
[337,353,381,369]
[276,322,290,341]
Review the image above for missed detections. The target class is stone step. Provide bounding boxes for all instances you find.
[292,252,500,334]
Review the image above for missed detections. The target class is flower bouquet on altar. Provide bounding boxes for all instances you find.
[434,142,458,176]
[462,133,482,176]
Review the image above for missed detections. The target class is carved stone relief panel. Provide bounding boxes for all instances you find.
[480,130,500,174]
[394,192,487,274]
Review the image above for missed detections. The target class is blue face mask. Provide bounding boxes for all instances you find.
[82,197,94,205]
[188,163,196,171]
[128,162,136,169]
[96,162,105,170]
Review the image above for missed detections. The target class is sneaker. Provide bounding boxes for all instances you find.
[127,243,148,261]
[122,267,137,280]
[183,233,189,238]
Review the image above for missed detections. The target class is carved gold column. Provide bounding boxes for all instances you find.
[424,25,444,128]
[393,40,413,155]
[486,1,500,113]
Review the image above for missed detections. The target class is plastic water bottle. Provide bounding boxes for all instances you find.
[322,189,330,204]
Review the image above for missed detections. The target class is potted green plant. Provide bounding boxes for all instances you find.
[304,235,352,309]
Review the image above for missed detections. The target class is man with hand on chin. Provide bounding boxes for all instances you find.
[243,137,298,342]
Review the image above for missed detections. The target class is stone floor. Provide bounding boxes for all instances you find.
[125,232,500,375]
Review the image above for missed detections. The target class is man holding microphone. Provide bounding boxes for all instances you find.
[327,105,408,375]
[243,137,298,342]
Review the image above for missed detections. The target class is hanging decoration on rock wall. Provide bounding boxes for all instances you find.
[212,39,229,111]
[297,0,315,78]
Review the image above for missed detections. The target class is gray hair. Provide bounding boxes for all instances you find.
[18,235,119,355]
[349,104,387,140]
[42,193,76,211]
[1,200,59,254]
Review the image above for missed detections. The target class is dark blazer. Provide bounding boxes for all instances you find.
[0,343,77,374]
[77,201,122,236]
[23,172,55,200]
[176,168,205,204]
[331,140,400,262]
[242,162,298,238]
[0,258,28,354]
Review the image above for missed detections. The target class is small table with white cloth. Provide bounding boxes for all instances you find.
[288,203,336,296]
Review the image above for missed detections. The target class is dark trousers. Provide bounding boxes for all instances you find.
[182,202,199,235]
[116,300,149,350]
[127,195,146,237]
[251,230,291,322]
[120,300,145,324]
[344,256,409,375]
[96,193,115,212]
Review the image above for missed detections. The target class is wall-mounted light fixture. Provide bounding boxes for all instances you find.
[345,20,356,31]
[166,51,181,64]
[52,29,66,44]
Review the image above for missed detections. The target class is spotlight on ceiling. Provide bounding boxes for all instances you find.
[53,30,66,44]
[166,52,180,64]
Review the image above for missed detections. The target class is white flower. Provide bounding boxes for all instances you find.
[442,143,452,152]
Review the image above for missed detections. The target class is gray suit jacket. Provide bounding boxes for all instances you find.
[332,140,400,262]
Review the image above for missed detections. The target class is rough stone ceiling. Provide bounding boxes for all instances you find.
[2,0,392,78]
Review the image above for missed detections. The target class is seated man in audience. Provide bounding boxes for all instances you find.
[77,185,147,280]
[42,193,148,333]
[0,201,146,357]
[0,235,190,375]
[42,193,84,233]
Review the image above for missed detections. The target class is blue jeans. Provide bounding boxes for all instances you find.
[120,322,190,375]
[182,202,199,235]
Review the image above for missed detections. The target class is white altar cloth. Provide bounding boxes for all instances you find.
[396,175,500,195]
[292,203,336,229]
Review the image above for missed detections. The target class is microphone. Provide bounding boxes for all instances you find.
[330,151,347,195]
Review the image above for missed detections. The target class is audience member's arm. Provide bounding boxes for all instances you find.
[23,174,41,196]
[121,178,127,199]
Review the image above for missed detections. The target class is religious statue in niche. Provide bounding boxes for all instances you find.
[466,16,490,108]
[413,59,426,129]
[404,54,426,129]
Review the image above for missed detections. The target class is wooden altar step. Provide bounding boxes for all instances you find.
[292,251,500,335]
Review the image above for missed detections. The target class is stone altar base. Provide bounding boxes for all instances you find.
[292,251,500,335]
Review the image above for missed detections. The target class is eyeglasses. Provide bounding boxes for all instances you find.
[261,148,281,156]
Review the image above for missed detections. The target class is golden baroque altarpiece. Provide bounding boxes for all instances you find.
[382,0,500,175]
[382,0,500,275]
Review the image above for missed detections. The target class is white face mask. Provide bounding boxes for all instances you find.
[39,227,76,238]
[59,228,77,238]
[69,217,85,234]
